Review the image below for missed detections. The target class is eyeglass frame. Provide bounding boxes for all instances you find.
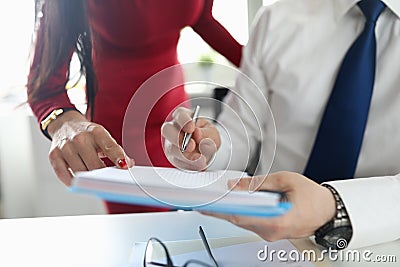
[143,226,219,267]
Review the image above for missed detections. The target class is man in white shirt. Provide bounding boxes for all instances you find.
[162,0,400,249]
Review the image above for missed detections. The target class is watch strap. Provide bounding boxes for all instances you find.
[40,108,77,140]
[315,184,353,249]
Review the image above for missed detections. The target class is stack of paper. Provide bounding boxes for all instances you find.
[70,166,291,217]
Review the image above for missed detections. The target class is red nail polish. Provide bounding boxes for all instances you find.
[117,159,127,168]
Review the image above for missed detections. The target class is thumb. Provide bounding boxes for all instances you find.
[192,121,221,149]
[228,173,292,193]
[198,138,218,163]
[227,176,268,192]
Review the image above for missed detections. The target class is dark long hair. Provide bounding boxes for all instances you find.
[28,0,97,117]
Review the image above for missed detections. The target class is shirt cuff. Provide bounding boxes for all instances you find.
[325,175,400,249]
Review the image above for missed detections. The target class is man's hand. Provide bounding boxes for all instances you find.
[47,110,134,186]
[161,107,221,171]
[202,172,337,241]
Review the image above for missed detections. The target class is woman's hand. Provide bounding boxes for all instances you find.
[202,172,337,241]
[47,110,134,186]
[161,107,221,171]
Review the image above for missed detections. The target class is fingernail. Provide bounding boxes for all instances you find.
[117,159,127,168]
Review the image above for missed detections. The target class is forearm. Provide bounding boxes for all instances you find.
[194,19,242,67]
[27,18,75,132]
[208,32,269,172]
[192,0,242,67]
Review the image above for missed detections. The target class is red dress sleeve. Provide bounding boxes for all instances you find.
[27,17,76,125]
[191,0,243,67]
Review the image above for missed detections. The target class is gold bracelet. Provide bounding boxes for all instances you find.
[40,108,65,132]
[40,108,76,140]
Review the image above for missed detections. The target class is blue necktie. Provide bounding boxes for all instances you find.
[304,0,385,183]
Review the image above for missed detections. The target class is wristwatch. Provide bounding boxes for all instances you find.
[40,108,76,140]
[314,184,353,250]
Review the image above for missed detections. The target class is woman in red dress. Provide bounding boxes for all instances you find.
[27,0,242,213]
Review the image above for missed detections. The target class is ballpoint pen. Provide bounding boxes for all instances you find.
[181,105,200,152]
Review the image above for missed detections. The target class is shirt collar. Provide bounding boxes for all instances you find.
[333,0,359,19]
[384,0,400,18]
[333,0,400,19]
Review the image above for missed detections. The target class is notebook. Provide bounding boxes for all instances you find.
[70,166,291,217]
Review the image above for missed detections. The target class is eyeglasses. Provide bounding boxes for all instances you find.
[144,226,219,267]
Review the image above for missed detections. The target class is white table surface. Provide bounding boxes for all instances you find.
[0,211,398,267]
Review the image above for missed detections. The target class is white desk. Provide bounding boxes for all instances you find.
[0,211,398,267]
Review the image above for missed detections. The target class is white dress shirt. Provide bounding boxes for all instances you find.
[211,0,400,249]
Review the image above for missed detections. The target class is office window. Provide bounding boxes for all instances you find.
[0,1,34,112]
[263,0,280,5]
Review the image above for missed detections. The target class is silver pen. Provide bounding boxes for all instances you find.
[181,105,200,152]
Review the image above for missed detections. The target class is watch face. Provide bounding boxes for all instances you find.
[323,226,352,249]
[326,232,343,243]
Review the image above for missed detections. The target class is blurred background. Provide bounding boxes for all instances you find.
[0,0,278,219]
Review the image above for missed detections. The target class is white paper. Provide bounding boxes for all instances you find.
[172,240,314,266]
[76,166,247,190]
[72,166,286,212]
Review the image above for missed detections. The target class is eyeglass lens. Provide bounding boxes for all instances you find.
[144,238,173,267]
[144,227,218,267]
